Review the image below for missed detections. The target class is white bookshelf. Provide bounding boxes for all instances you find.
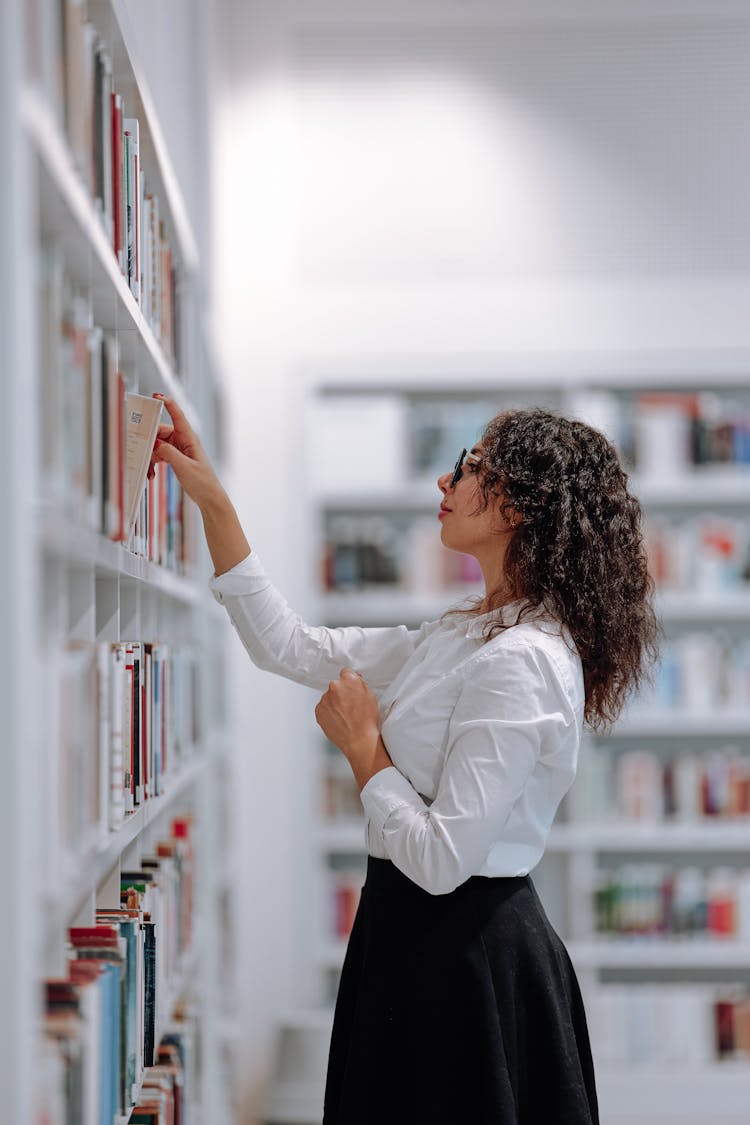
[289,374,750,1123]
[1,1,236,1122]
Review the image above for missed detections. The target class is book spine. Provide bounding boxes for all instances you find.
[132,642,142,806]
[142,645,150,803]
[124,645,134,814]
[110,91,122,265]
[109,644,126,830]
[117,370,127,542]
[100,47,114,246]
[142,920,156,1068]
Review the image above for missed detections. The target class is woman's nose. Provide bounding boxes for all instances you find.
[437,471,452,494]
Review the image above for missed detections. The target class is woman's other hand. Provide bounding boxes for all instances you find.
[315,669,393,790]
[148,393,225,512]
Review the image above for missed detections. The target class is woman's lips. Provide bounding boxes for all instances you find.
[438,507,451,519]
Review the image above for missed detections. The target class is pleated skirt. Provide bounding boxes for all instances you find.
[323,856,599,1125]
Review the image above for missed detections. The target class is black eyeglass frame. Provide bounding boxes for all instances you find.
[450,448,468,488]
[449,447,484,488]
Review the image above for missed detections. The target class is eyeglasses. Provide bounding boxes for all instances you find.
[449,447,482,488]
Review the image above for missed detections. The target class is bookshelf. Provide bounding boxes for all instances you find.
[272,368,750,1123]
[2,0,236,1121]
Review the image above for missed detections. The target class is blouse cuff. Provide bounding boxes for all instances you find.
[208,551,264,604]
[360,766,422,837]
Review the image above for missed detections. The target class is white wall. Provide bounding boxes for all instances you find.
[211,0,750,1115]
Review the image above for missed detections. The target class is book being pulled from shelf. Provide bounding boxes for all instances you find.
[587,983,750,1068]
[45,638,200,872]
[39,248,196,575]
[27,0,183,368]
[37,817,195,1123]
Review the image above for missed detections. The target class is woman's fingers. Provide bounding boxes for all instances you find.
[152,393,199,452]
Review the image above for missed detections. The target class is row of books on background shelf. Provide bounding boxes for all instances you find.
[593,863,750,940]
[27,0,182,366]
[328,867,365,941]
[307,390,750,494]
[581,746,750,824]
[624,391,750,478]
[408,389,750,479]
[587,984,750,1067]
[321,512,750,597]
[40,249,195,572]
[321,514,482,593]
[323,745,750,828]
[648,515,750,593]
[322,767,363,821]
[37,818,195,1123]
[629,632,750,715]
[50,639,200,865]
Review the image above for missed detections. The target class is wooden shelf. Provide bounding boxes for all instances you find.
[310,351,750,393]
[569,939,750,969]
[612,711,750,738]
[596,1066,750,1124]
[36,499,206,604]
[316,468,750,511]
[315,818,750,854]
[548,821,750,852]
[316,587,750,625]
[656,589,750,621]
[45,753,207,927]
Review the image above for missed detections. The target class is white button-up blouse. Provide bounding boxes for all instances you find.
[209,551,585,895]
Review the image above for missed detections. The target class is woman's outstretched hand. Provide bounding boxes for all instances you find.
[148,393,225,512]
[315,669,394,791]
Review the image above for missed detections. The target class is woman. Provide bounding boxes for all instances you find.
[150,395,660,1125]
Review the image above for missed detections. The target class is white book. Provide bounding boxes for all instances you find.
[123,118,140,302]
[109,644,125,831]
[76,970,101,1125]
[99,44,113,246]
[124,392,163,541]
[63,294,90,525]
[103,335,121,538]
[151,644,163,794]
[634,397,691,479]
[95,643,110,844]
[123,644,134,816]
[87,325,103,531]
[133,642,143,806]
[39,247,65,501]
[144,645,152,800]
[142,195,152,323]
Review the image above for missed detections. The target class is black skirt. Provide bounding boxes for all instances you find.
[323,856,599,1125]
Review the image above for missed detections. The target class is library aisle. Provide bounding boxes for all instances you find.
[5,0,750,1123]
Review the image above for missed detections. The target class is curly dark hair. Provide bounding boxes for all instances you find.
[443,406,662,733]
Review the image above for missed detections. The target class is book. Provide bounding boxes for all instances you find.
[123,118,141,302]
[124,393,163,542]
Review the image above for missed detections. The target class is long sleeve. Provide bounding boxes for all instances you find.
[359,639,580,894]
[209,551,437,695]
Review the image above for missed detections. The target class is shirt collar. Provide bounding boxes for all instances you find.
[448,598,550,638]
